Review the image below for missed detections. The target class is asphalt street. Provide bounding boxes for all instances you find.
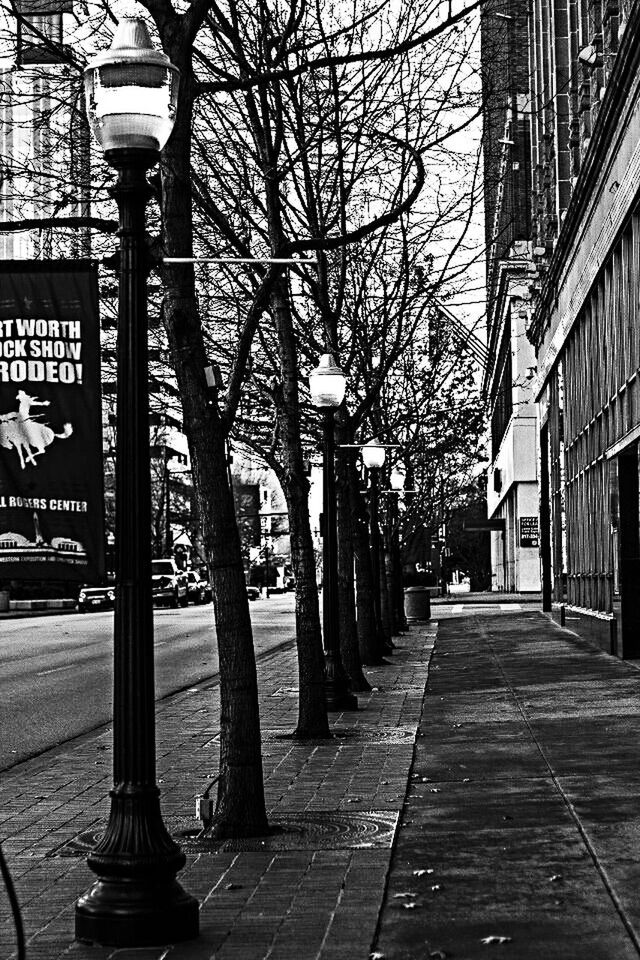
[0,593,295,771]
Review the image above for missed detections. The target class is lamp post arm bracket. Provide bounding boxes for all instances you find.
[163,257,317,265]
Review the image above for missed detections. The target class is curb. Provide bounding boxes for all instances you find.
[9,598,76,611]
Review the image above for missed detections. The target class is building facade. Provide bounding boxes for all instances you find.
[529,0,640,655]
[482,0,541,592]
[485,0,640,653]
[0,2,91,260]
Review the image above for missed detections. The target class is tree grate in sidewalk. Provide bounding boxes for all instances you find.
[47,810,399,857]
[261,725,416,743]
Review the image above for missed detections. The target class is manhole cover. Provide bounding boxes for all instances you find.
[48,810,398,857]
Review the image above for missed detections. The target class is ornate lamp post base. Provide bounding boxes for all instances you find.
[325,689,359,711]
[324,651,358,711]
[76,787,198,946]
[76,880,199,947]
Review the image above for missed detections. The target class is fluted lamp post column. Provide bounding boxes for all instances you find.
[362,441,389,655]
[75,19,198,947]
[309,354,357,711]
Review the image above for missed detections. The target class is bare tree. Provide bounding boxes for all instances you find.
[0,0,485,837]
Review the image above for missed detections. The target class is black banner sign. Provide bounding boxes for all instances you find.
[0,261,104,581]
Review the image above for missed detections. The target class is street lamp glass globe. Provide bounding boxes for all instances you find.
[362,440,386,470]
[84,18,179,154]
[390,468,405,490]
[308,353,347,408]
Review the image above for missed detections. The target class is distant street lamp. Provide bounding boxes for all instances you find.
[388,468,408,632]
[163,444,173,556]
[164,456,192,557]
[261,530,272,598]
[75,19,198,947]
[309,354,357,711]
[362,440,390,655]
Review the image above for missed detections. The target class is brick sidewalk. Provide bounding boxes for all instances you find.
[0,625,435,960]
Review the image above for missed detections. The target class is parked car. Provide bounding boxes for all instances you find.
[186,570,210,605]
[247,586,260,601]
[152,558,188,608]
[77,585,114,613]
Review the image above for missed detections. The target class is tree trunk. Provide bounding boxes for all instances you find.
[199,422,267,837]
[159,58,267,837]
[270,279,330,738]
[336,441,370,691]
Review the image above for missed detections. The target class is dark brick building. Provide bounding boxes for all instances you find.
[484,0,640,653]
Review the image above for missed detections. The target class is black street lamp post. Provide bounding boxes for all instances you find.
[388,468,408,632]
[164,443,172,556]
[362,441,390,657]
[309,355,357,711]
[75,19,198,947]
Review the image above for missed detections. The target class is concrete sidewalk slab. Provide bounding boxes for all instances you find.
[373,611,640,960]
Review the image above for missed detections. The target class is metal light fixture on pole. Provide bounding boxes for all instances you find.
[309,354,357,711]
[362,440,390,655]
[75,19,198,947]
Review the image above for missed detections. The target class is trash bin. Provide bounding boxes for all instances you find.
[404,585,431,622]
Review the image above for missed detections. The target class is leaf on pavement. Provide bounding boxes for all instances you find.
[480,935,512,945]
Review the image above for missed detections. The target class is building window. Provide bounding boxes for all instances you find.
[17,13,65,65]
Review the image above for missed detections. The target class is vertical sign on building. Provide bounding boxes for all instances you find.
[519,516,539,548]
[0,261,104,581]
